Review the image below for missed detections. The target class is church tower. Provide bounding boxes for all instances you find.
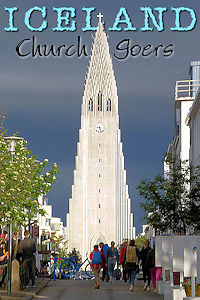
[66,15,135,258]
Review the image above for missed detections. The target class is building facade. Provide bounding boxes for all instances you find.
[66,19,135,258]
[166,61,200,163]
[31,196,67,272]
[187,91,200,167]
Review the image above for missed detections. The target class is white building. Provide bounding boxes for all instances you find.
[66,17,135,258]
[187,90,200,167]
[166,61,200,163]
[51,217,65,237]
[31,196,67,270]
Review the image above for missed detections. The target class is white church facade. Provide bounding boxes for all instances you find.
[66,17,135,258]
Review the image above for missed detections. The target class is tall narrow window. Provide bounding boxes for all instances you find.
[99,204,101,208]
[97,92,102,111]
[88,99,93,111]
[107,99,111,111]
[99,219,101,223]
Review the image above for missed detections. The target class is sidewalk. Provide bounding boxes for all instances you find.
[35,278,164,300]
[0,277,51,300]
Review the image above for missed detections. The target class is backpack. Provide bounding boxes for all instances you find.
[103,244,109,256]
[92,251,102,265]
[114,268,121,280]
[126,246,137,263]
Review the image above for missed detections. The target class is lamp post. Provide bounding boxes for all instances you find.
[4,136,24,295]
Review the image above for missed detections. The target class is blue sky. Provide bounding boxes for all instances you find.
[1,0,200,234]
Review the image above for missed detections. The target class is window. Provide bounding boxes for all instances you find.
[88,98,93,111]
[99,204,101,208]
[99,189,101,193]
[99,219,101,223]
[98,174,101,178]
[107,99,111,111]
[97,92,102,111]
[98,143,101,148]
[98,158,101,163]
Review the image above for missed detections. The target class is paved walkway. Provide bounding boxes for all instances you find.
[0,277,50,300]
[35,279,164,300]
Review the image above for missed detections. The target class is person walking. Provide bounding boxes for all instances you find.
[90,245,105,289]
[102,243,109,282]
[0,231,8,287]
[99,242,107,282]
[119,241,127,282]
[12,231,20,260]
[125,239,139,292]
[106,241,119,283]
[140,239,151,291]
[146,244,156,291]
[18,230,36,287]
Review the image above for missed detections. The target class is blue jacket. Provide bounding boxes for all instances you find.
[103,244,109,256]
[106,247,119,264]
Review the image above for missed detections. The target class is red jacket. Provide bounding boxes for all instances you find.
[119,247,126,264]
[90,249,105,269]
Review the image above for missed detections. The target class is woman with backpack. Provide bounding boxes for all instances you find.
[125,239,139,292]
[90,245,105,289]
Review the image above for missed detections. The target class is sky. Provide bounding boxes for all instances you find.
[0,0,200,234]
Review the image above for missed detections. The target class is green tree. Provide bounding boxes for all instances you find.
[0,114,59,227]
[187,166,200,231]
[68,248,82,265]
[137,155,200,234]
[51,233,68,258]
[135,234,147,250]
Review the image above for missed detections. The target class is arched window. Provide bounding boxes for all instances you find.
[88,99,93,111]
[97,92,102,111]
[107,99,111,111]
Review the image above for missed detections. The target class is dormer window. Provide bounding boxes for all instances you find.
[97,92,102,111]
[107,99,111,111]
[88,99,93,111]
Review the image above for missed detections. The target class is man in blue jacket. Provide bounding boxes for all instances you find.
[99,242,109,282]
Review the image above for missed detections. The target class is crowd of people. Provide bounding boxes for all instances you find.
[0,230,161,292]
[0,229,36,288]
[90,238,161,292]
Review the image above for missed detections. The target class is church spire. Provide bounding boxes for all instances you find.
[82,13,118,117]
[66,13,135,258]
[97,12,104,23]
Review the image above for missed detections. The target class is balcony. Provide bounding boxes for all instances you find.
[175,80,200,100]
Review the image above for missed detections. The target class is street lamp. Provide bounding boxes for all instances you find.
[4,136,24,295]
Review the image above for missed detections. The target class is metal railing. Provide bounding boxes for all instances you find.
[175,80,200,99]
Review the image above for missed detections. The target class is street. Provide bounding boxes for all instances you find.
[35,279,164,300]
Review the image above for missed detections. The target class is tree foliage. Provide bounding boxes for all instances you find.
[51,233,68,258]
[0,114,59,226]
[68,248,82,265]
[137,155,200,234]
[135,234,147,250]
